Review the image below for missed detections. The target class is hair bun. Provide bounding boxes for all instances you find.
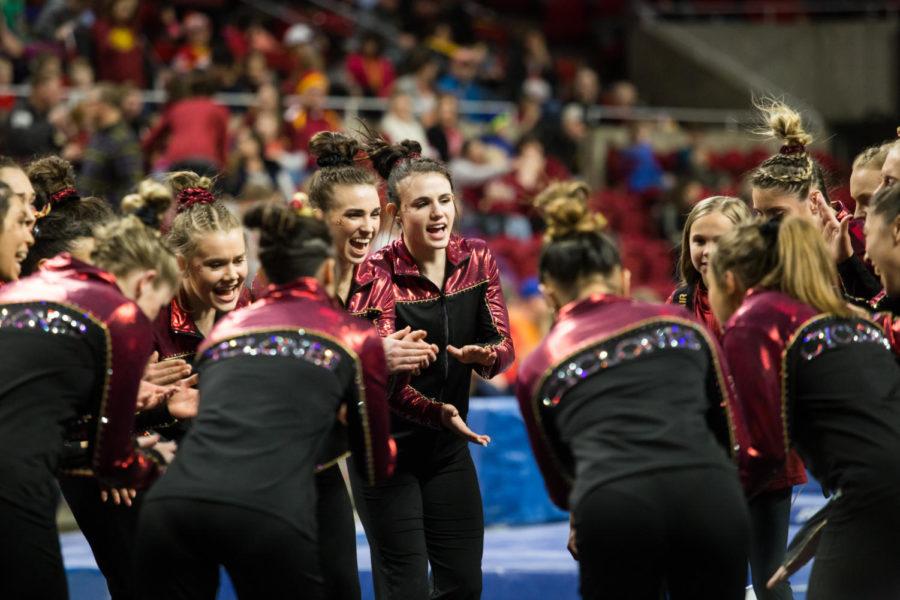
[534,181,606,241]
[360,125,423,180]
[310,131,359,170]
[176,187,216,213]
[754,99,813,151]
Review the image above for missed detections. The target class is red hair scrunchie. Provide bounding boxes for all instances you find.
[176,187,216,213]
[35,187,80,218]
[779,143,806,156]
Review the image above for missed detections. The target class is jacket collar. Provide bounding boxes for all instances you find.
[42,253,119,288]
[391,234,471,278]
[557,292,628,321]
[169,292,199,336]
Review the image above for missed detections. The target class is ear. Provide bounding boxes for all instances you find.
[808,190,821,215]
[312,207,325,221]
[538,281,561,313]
[620,267,632,298]
[722,270,739,297]
[176,254,188,275]
[37,257,49,271]
[891,216,900,246]
[133,270,158,301]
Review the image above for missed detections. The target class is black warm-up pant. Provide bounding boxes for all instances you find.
[573,466,750,600]
[360,439,484,600]
[316,462,361,600]
[0,497,68,600]
[135,498,324,600]
[748,488,794,600]
[60,477,141,600]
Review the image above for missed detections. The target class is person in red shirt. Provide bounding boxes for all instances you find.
[171,12,213,73]
[92,0,147,87]
[667,196,752,338]
[141,72,229,174]
[286,72,341,168]
[345,32,396,98]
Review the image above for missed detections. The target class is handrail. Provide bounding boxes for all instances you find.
[643,0,900,18]
[0,85,759,126]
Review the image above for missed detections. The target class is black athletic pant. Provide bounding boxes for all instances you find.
[807,493,900,600]
[135,498,323,600]
[60,477,141,600]
[316,463,361,600]
[574,466,749,600]
[0,497,68,600]
[748,488,793,600]
[361,440,483,600]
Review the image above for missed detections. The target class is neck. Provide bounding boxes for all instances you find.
[557,278,618,307]
[181,287,217,336]
[335,258,354,304]
[407,240,446,288]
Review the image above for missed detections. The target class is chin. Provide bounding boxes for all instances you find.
[210,297,240,312]
[345,252,367,265]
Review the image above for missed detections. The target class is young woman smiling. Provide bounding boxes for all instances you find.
[350,135,513,599]
[0,181,34,283]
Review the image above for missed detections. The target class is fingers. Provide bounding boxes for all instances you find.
[147,351,159,365]
[767,566,788,589]
[446,344,463,359]
[138,433,161,449]
[404,329,428,342]
[181,374,199,388]
[386,326,412,340]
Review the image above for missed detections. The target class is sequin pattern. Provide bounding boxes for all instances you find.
[0,304,90,338]
[540,324,703,408]
[799,320,890,361]
[201,330,342,371]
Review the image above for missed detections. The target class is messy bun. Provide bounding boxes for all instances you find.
[165,170,240,258]
[534,181,620,291]
[243,202,333,284]
[751,101,826,202]
[92,216,180,291]
[306,131,376,212]
[26,156,79,216]
[359,127,451,206]
[121,179,173,230]
[534,181,607,241]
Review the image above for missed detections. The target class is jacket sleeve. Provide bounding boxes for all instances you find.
[721,323,788,496]
[474,248,515,380]
[92,303,161,489]
[838,255,882,304]
[347,331,396,485]
[515,363,571,510]
[703,331,751,461]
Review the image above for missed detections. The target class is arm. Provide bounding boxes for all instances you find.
[92,305,161,489]
[347,332,395,485]
[472,248,515,380]
[837,255,882,303]
[721,324,788,496]
[704,332,752,461]
[515,366,570,510]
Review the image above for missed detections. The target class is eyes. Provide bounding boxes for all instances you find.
[204,256,246,269]
[343,208,382,220]
[691,235,718,246]
[411,195,453,209]
[884,176,897,189]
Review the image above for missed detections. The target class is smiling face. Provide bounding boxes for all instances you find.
[397,172,455,258]
[325,184,381,266]
[181,229,247,312]
[689,212,734,286]
[0,167,37,221]
[864,210,900,295]
[0,196,35,281]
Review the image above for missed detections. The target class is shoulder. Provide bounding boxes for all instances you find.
[668,283,693,307]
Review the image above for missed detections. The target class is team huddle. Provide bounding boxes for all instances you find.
[1,100,900,600]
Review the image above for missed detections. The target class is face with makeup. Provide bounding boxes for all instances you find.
[0,196,35,281]
[179,229,248,312]
[323,184,381,265]
[396,172,455,256]
[689,211,734,287]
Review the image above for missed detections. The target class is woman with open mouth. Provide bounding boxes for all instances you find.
[0,181,34,284]
[349,133,514,600]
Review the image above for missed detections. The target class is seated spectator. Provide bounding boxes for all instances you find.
[345,32,396,98]
[450,138,511,211]
[120,83,148,137]
[223,127,289,199]
[92,0,148,87]
[394,49,440,123]
[482,135,569,218]
[437,46,491,102]
[286,72,341,167]
[1,70,66,161]
[141,71,229,175]
[426,93,465,162]
[380,91,429,151]
[80,83,143,208]
[172,12,213,73]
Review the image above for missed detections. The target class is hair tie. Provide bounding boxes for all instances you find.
[406,151,421,160]
[316,155,353,169]
[176,187,216,213]
[779,143,806,156]
[35,186,80,219]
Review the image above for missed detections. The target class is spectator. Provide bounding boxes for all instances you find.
[92,0,148,87]
[394,49,440,122]
[0,57,15,115]
[345,32,396,98]
[141,71,229,174]
[507,28,556,100]
[380,91,429,150]
[541,103,588,175]
[426,93,464,162]
[79,83,143,207]
[1,70,66,161]
[66,56,93,96]
[621,122,663,194]
[571,66,601,109]
[223,127,288,199]
[437,46,490,102]
[450,138,511,211]
[120,83,149,137]
[282,22,325,95]
[172,12,213,73]
[234,49,273,92]
[286,71,341,165]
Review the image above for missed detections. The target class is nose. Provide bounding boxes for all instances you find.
[25,229,35,247]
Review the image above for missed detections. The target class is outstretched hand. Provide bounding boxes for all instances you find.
[440,404,490,446]
[166,375,200,420]
[447,344,496,367]
[383,326,439,375]
[144,351,192,386]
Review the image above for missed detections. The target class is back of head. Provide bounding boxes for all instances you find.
[92,216,179,290]
[533,181,619,291]
[121,179,173,230]
[307,131,375,212]
[26,156,77,216]
[166,171,240,258]
[852,141,892,172]
[243,202,333,285]
[751,101,825,201]
[870,182,900,224]
[678,195,752,287]
[23,195,115,275]
[360,128,452,205]
[710,216,850,317]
